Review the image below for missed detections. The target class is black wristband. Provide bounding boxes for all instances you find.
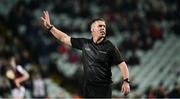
[123,78,130,83]
[48,25,54,31]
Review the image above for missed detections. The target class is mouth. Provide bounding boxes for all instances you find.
[100,31,106,36]
[100,29,105,33]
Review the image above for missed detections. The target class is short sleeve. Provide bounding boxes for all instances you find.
[17,65,26,74]
[110,45,124,65]
[71,38,86,50]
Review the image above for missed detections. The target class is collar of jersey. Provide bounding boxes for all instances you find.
[91,37,107,45]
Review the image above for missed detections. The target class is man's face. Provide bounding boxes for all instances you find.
[91,20,106,39]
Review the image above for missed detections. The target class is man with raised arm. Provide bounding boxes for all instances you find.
[40,11,130,98]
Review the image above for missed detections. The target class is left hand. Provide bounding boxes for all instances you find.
[121,82,130,96]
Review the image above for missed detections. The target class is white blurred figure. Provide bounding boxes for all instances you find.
[32,74,47,98]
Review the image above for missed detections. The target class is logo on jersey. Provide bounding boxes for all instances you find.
[99,51,107,54]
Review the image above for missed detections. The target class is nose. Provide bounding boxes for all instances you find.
[101,28,105,32]
[100,26,105,30]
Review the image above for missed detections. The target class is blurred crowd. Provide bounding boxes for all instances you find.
[0,0,180,98]
[144,82,179,98]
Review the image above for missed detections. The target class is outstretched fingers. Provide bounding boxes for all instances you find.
[43,11,46,19]
[40,17,45,22]
[45,11,50,23]
[40,10,51,29]
[42,11,50,24]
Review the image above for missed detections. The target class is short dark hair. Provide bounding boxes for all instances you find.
[89,18,105,30]
[90,18,105,25]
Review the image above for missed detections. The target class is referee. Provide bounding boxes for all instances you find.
[41,11,130,98]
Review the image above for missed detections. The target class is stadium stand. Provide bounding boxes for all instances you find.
[0,0,179,98]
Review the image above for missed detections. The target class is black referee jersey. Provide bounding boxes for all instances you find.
[71,37,124,98]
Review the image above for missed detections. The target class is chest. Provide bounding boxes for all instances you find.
[82,43,110,62]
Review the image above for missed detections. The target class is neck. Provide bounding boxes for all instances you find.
[93,37,104,44]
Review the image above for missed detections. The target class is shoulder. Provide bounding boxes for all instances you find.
[104,39,120,53]
[106,39,113,45]
[105,39,115,48]
[16,65,25,71]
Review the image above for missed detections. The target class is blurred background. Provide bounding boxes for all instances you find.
[0,0,180,98]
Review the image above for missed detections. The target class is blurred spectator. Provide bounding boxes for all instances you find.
[68,52,79,63]
[145,86,156,99]
[149,22,163,40]
[168,82,180,98]
[32,74,47,98]
[0,78,11,98]
[156,82,168,98]
[58,44,69,55]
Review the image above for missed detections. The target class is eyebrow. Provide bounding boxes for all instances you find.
[99,24,106,27]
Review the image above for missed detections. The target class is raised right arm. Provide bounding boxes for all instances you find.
[40,11,71,46]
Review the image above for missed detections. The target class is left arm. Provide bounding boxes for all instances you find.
[118,61,130,96]
[15,66,29,87]
[109,43,130,95]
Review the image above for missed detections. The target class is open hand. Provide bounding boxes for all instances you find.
[40,11,52,29]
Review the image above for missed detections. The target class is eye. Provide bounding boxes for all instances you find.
[99,25,106,28]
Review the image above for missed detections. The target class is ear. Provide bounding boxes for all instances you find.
[90,26,94,32]
[90,22,95,32]
[91,28,93,32]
